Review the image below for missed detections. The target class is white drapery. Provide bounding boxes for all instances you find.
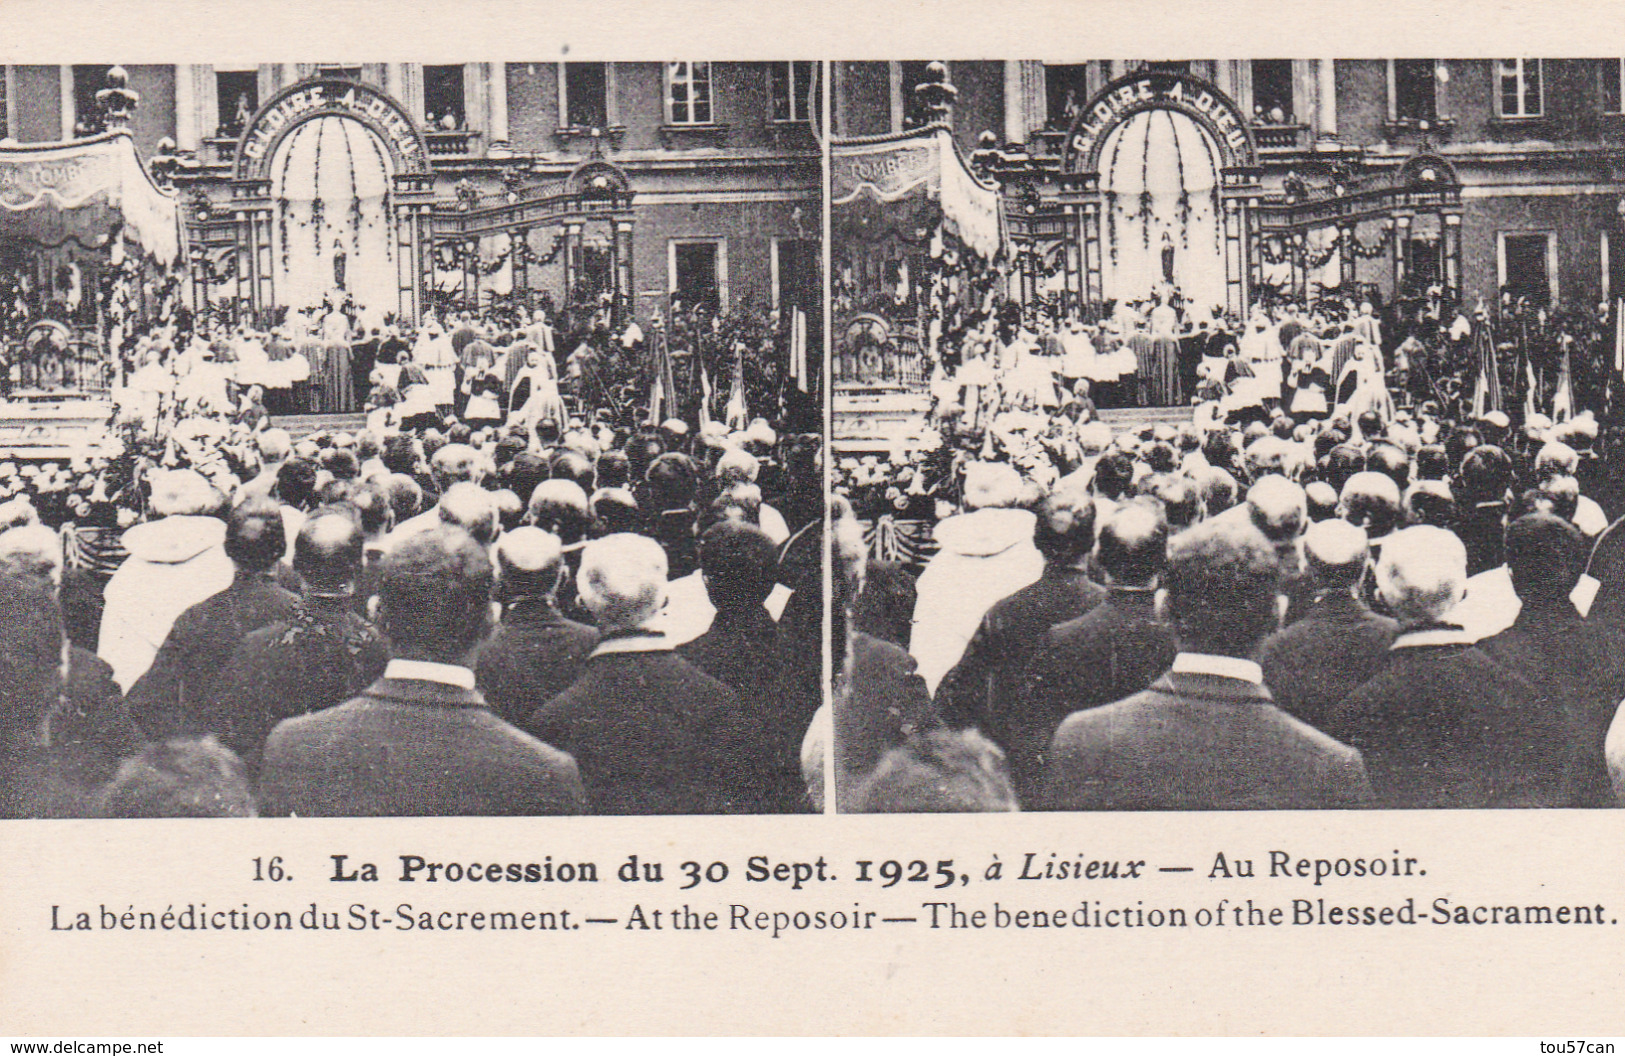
[269,115,397,319]
[1099,108,1226,314]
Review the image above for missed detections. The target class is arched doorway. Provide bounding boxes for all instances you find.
[1064,70,1262,319]
[269,115,397,324]
[1098,108,1226,312]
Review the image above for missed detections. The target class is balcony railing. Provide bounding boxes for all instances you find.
[1252,122,1310,152]
[425,129,482,157]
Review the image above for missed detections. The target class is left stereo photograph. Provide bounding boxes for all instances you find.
[0,61,827,818]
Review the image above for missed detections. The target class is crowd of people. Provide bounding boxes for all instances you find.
[0,305,824,818]
[832,290,1625,813]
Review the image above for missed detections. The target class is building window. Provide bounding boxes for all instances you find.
[72,64,113,136]
[314,64,362,81]
[215,68,258,138]
[1045,64,1091,130]
[423,64,466,129]
[1601,59,1623,114]
[563,62,608,129]
[670,239,725,313]
[1145,61,1191,75]
[771,61,816,123]
[0,67,9,140]
[773,238,820,313]
[1393,60,1437,122]
[1499,232,1555,307]
[899,60,938,129]
[666,62,713,125]
[1498,59,1543,118]
[1251,59,1294,123]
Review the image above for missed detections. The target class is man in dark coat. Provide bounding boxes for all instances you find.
[211,510,390,775]
[1015,501,1176,806]
[126,496,298,741]
[679,521,808,812]
[259,526,586,817]
[1044,517,1372,812]
[1480,514,1625,807]
[1260,518,1398,742]
[475,527,598,728]
[1335,525,1558,809]
[528,532,766,815]
[934,485,1104,741]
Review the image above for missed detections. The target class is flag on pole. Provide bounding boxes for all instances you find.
[1470,310,1502,418]
[790,307,809,394]
[724,340,748,431]
[1522,344,1539,423]
[1551,335,1574,423]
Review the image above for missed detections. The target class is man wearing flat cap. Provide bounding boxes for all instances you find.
[1044,518,1372,811]
[260,526,585,817]
[475,527,599,728]
[211,509,390,775]
[1259,519,1397,743]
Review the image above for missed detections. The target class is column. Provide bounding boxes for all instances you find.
[563,223,582,316]
[1443,213,1461,294]
[487,62,508,149]
[513,227,530,308]
[1003,61,1024,145]
[1317,60,1337,136]
[1394,215,1412,295]
[1065,207,1082,315]
[463,238,478,311]
[1340,222,1356,290]
[175,65,197,150]
[614,220,635,326]
[59,66,74,139]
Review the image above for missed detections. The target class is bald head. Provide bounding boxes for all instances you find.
[1339,471,1402,539]
[1376,526,1466,625]
[578,533,668,634]
[437,481,498,546]
[1303,518,1369,591]
[294,511,365,597]
[1246,475,1307,544]
[0,524,63,588]
[494,526,565,603]
[430,443,488,488]
[255,428,292,466]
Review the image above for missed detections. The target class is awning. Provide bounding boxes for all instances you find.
[832,127,1004,260]
[0,131,181,266]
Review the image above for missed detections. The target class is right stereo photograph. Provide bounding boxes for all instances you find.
[828,59,1625,813]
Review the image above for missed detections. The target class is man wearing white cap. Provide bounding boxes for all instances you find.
[909,461,1045,695]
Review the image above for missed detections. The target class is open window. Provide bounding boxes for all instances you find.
[563,62,608,130]
[1044,64,1091,131]
[1499,231,1555,307]
[71,65,114,136]
[423,64,466,130]
[671,239,725,314]
[1392,60,1438,122]
[1251,59,1294,123]
[215,67,258,138]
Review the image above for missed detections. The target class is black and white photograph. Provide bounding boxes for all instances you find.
[831,58,1625,812]
[0,59,826,818]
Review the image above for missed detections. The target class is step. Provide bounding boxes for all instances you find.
[1096,405,1193,432]
[272,412,369,440]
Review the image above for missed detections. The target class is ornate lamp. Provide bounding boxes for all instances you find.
[912,62,957,127]
[96,66,140,130]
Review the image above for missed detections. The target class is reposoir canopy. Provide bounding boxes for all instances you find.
[832,126,1004,260]
[0,131,181,267]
